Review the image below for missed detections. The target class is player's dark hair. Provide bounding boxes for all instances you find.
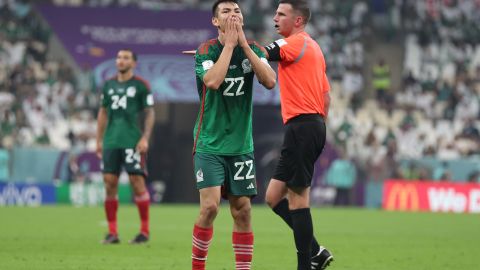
[119,48,137,61]
[212,0,239,17]
[279,0,311,25]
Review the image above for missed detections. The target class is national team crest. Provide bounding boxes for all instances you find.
[127,86,136,97]
[196,169,204,182]
[242,59,252,73]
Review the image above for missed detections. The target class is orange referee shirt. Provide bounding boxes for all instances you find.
[276,31,330,123]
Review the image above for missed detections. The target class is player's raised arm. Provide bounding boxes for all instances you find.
[235,19,276,89]
[202,16,238,90]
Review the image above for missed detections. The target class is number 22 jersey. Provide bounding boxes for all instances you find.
[193,39,268,156]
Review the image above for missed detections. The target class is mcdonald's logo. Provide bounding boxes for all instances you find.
[385,183,419,211]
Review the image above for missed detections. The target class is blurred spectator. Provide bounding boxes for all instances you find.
[341,66,364,98]
[0,147,9,179]
[325,147,357,206]
[402,161,420,180]
[459,118,480,142]
[75,63,95,93]
[467,171,480,183]
[372,58,392,107]
[432,161,452,181]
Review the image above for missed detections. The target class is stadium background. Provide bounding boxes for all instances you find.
[1,1,480,269]
[0,0,479,208]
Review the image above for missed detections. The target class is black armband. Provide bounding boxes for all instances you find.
[264,41,281,62]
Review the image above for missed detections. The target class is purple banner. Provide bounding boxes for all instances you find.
[93,54,280,104]
[37,5,215,67]
[37,5,280,104]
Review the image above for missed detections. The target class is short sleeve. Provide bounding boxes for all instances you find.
[278,35,306,63]
[142,82,154,108]
[250,41,269,66]
[195,42,215,81]
[100,82,109,108]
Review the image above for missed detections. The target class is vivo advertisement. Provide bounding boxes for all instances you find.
[0,183,56,206]
[382,180,480,214]
[37,5,280,104]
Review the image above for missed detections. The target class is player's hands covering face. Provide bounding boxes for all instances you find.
[234,17,248,48]
[224,15,238,48]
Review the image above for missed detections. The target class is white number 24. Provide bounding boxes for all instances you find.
[125,149,140,164]
[111,95,127,110]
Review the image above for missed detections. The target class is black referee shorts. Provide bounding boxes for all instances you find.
[273,114,326,187]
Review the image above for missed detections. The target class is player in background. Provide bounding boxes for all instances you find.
[263,1,333,269]
[96,49,155,244]
[190,1,276,269]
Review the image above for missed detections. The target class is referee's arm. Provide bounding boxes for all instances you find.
[324,91,331,119]
[263,41,282,62]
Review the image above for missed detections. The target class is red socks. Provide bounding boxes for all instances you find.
[104,198,118,236]
[192,225,213,270]
[232,231,254,270]
[105,192,149,237]
[135,191,150,236]
[191,226,253,269]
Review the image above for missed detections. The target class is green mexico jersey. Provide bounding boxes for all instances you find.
[193,39,268,155]
[101,76,153,149]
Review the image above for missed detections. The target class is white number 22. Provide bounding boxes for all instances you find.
[234,160,254,180]
[223,77,245,97]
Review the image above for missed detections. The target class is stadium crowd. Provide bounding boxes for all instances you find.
[0,0,98,151]
[323,0,480,200]
[1,0,479,190]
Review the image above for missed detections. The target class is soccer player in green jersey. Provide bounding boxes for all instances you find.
[190,1,276,269]
[96,49,155,245]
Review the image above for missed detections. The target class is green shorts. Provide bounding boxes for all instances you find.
[193,152,257,197]
[102,148,147,176]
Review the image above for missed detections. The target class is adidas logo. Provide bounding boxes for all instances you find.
[246,183,255,190]
[196,169,204,182]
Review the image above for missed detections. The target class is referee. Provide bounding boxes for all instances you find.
[263,1,333,270]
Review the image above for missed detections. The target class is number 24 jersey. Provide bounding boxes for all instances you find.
[100,76,153,149]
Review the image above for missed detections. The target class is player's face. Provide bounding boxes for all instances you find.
[212,2,243,32]
[116,50,136,74]
[273,4,297,37]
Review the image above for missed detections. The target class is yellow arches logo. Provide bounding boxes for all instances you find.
[385,183,420,211]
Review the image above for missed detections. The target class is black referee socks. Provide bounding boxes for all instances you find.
[290,208,314,270]
[272,199,320,256]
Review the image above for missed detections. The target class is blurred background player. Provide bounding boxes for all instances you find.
[190,1,276,269]
[96,49,155,244]
[263,1,333,269]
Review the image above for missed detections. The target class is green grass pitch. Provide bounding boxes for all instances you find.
[0,205,478,270]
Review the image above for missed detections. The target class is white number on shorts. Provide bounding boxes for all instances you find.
[245,160,254,179]
[125,149,141,164]
[223,77,245,96]
[234,160,254,180]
